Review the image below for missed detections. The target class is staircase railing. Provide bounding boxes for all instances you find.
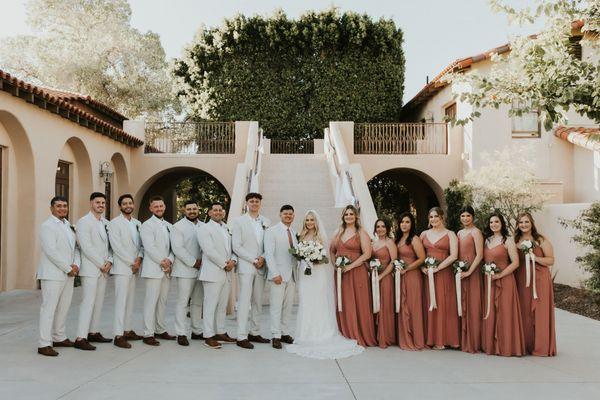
[324,128,357,208]
[144,121,236,154]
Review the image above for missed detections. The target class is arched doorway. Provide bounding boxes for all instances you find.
[136,167,231,224]
[108,152,129,220]
[367,168,444,232]
[0,111,36,290]
[56,137,93,220]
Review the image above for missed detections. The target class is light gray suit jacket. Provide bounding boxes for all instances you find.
[140,215,174,279]
[108,214,144,276]
[264,222,298,283]
[171,218,203,279]
[37,216,80,281]
[197,220,236,283]
[231,214,270,275]
[77,212,113,278]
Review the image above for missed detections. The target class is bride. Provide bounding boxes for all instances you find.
[285,210,364,359]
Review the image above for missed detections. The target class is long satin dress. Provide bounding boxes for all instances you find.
[397,241,426,350]
[333,233,377,347]
[422,234,460,348]
[482,243,526,356]
[515,243,557,356]
[458,232,483,353]
[372,245,396,348]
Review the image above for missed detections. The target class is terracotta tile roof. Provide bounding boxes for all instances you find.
[41,87,128,122]
[403,20,589,113]
[554,126,600,152]
[0,69,143,147]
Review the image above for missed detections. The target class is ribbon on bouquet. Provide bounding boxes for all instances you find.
[371,268,380,314]
[484,271,494,319]
[525,252,538,300]
[455,271,463,317]
[394,267,401,313]
[427,268,437,311]
[336,267,343,312]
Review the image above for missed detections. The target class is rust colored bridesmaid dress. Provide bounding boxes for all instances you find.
[372,245,396,348]
[482,243,526,357]
[422,234,460,348]
[515,245,557,356]
[458,232,483,353]
[332,233,377,347]
[397,241,426,350]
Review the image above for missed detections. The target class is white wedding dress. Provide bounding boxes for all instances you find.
[285,211,364,359]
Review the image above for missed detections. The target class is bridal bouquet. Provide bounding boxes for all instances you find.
[481,262,500,275]
[368,258,384,313]
[368,258,384,272]
[289,240,329,275]
[453,260,469,317]
[393,259,406,272]
[335,256,351,270]
[482,262,500,319]
[424,257,439,311]
[424,257,438,269]
[519,239,539,299]
[334,256,351,312]
[393,259,407,312]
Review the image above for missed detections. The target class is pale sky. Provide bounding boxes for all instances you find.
[0,0,536,103]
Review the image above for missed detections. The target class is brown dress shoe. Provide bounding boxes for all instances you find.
[272,338,282,349]
[236,339,254,349]
[280,335,294,344]
[177,336,190,346]
[74,339,96,351]
[53,339,74,347]
[124,331,143,341]
[213,333,236,343]
[114,336,132,349]
[87,333,112,343]
[38,346,58,356]
[154,332,176,340]
[143,336,160,346]
[204,337,222,349]
[248,334,270,344]
[191,332,204,340]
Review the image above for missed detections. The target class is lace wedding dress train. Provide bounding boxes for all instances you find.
[285,259,364,359]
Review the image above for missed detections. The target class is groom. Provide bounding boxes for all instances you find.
[264,204,297,349]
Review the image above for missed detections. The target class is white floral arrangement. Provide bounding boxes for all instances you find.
[453,260,470,275]
[519,239,535,255]
[481,262,500,275]
[289,240,329,275]
[393,259,406,272]
[335,255,351,270]
[424,257,438,269]
[369,258,383,272]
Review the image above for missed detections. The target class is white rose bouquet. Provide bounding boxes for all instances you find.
[289,240,329,275]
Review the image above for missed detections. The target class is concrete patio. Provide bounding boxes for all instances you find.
[1,282,599,400]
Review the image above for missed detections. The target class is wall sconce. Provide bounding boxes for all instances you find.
[99,161,113,183]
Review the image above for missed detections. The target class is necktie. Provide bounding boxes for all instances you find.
[287,228,294,248]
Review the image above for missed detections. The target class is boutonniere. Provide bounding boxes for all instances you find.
[70,225,76,234]
[165,224,171,233]
[261,220,268,230]
[227,226,232,236]
[136,223,141,233]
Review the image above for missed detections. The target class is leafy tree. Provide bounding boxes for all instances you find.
[444,179,474,232]
[175,175,230,222]
[562,201,600,296]
[0,0,175,119]
[173,8,405,139]
[451,0,600,130]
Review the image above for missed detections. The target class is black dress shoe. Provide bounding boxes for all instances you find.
[177,336,190,346]
[248,334,270,344]
[38,346,58,356]
[191,332,204,340]
[213,333,236,343]
[87,333,112,343]
[143,337,160,346]
[74,339,96,351]
[53,339,74,347]
[114,336,132,349]
[272,338,282,349]
[124,330,143,341]
[154,332,176,340]
[280,335,294,344]
[236,339,254,349]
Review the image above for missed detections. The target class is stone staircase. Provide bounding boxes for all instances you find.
[259,154,341,238]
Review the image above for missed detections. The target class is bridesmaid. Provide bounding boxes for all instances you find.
[329,205,377,347]
[457,206,484,353]
[396,212,426,350]
[372,219,397,348]
[420,207,459,349]
[515,212,557,356]
[481,212,525,357]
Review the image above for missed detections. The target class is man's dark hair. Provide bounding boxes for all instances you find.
[118,194,134,206]
[280,204,294,213]
[183,199,198,208]
[90,192,106,201]
[149,195,165,205]
[50,196,68,206]
[209,202,224,210]
[245,192,263,201]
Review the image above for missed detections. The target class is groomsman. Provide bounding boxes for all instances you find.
[108,194,144,349]
[75,192,113,351]
[231,193,271,349]
[264,205,297,349]
[140,196,176,346]
[197,202,237,349]
[171,200,204,346]
[37,196,80,356]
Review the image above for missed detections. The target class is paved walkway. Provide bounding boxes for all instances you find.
[1,283,599,400]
